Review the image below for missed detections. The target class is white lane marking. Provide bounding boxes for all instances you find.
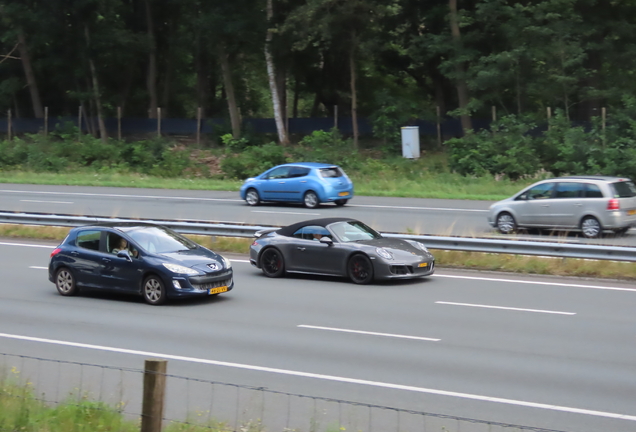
[29,266,47,270]
[20,200,74,204]
[298,325,440,341]
[0,190,242,203]
[433,274,636,293]
[0,333,634,422]
[1,189,488,213]
[252,211,321,216]
[435,301,575,315]
[0,242,55,249]
[349,204,488,212]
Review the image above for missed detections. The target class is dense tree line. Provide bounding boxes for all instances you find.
[2,0,636,146]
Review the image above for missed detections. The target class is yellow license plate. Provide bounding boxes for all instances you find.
[338,192,349,196]
[628,209,636,216]
[209,286,228,295]
[418,263,428,268]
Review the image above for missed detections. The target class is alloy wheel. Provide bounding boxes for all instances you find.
[246,189,260,206]
[497,213,516,234]
[261,248,284,277]
[304,191,319,209]
[581,217,601,238]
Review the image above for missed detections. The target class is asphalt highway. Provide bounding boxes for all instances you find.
[1,184,634,246]
[1,239,635,431]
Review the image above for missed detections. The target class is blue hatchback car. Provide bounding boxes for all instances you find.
[49,223,233,305]
[239,162,354,208]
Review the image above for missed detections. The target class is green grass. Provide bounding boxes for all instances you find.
[3,224,634,281]
[0,152,532,200]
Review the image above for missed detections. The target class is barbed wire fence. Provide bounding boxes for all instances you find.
[0,352,568,432]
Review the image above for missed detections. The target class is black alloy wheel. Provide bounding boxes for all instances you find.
[245,189,261,206]
[55,268,79,296]
[496,212,517,234]
[348,254,374,284]
[303,191,319,209]
[143,275,167,305]
[335,199,348,206]
[260,248,285,278]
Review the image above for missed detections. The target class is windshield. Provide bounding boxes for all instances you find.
[127,226,198,254]
[611,181,636,198]
[329,221,382,243]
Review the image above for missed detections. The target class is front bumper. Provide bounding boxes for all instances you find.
[167,270,234,298]
[374,259,435,280]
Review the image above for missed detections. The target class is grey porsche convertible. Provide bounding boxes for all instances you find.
[249,218,435,284]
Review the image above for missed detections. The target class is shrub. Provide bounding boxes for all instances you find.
[447,115,540,179]
[220,142,287,179]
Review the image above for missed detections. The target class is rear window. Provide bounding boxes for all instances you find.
[611,181,636,198]
[319,167,344,178]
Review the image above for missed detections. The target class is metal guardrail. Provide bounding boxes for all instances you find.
[2,211,636,262]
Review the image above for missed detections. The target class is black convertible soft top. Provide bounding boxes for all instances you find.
[276,217,357,237]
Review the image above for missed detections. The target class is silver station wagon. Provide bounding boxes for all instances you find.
[488,176,636,238]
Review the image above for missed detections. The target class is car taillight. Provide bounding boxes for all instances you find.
[607,199,620,211]
[50,248,62,258]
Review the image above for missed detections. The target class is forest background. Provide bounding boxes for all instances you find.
[3,0,636,188]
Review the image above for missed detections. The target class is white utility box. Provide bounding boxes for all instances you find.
[401,126,420,159]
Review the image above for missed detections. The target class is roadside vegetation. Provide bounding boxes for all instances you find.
[5,225,634,281]
[0,372,249,432]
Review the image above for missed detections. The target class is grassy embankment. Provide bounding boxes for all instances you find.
[0,152,528,201]
[4,224,635,281]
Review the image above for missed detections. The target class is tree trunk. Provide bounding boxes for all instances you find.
[85,25,107,141]
[265,0,289,145]
[350,30,359,150]
[144,0,158,119]
[17,31,44,118]
[161,17,176,116]
[195,31,208,117]
[218,44,241,139]
[293,77,300,119]
[449,0,472,134]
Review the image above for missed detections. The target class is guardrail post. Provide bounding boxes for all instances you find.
[141,359,167,432]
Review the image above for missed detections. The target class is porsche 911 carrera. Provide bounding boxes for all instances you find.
[249,218,435,284]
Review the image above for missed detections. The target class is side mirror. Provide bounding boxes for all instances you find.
[117,250,133,262]
[517,193,528,201]
[320,236,333,245]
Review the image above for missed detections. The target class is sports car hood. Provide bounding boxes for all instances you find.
[159,247,224,270]
[360,238,429,260]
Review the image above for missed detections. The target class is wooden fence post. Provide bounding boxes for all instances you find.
[141,359,167,432]
[78,105,83,140]
[334,105,338,129]
[602,106,606,148]
[44,106,48,137]
[157,107,161,138]
[196,107,201,145]
[117,106,122,141]
[436,106,442,147]
[7,110,12,141]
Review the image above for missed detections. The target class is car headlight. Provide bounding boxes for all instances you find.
[414,242,429,253]
[162,263,199,275]
[376,248,393,260]
[221,256,232,269]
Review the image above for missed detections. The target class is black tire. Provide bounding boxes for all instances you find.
[245,188,261,206]
[581,216,602,239]
[303,191,319,209]
[496,212,517,234]
[143,275,167,305]
[55,267,79,296]
[260,248,285,278]
[348,254,374,285]
[335,199,348,206]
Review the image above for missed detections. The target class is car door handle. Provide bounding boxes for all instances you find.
[574,203,582,206]
[70,251,79,256]
[300,181,307,183]
[279,181,285,184]
[297,247,306,251]
[541,204,550,207]
[102,258,111,263]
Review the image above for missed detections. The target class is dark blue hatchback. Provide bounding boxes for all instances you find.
[49,223,234,305]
